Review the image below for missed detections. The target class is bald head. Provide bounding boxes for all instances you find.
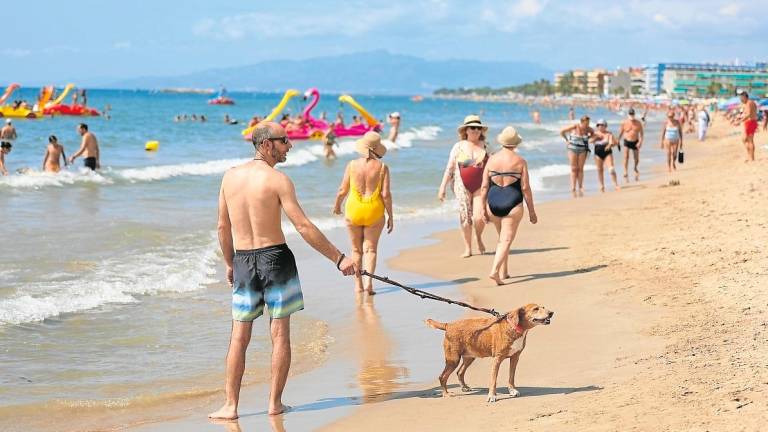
[252,121,284,149]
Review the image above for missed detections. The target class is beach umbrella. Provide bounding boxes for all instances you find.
[758,99,768,106]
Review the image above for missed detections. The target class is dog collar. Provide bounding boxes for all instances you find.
[514,324,524,334]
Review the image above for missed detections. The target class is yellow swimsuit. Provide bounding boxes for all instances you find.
[345,163,385,227]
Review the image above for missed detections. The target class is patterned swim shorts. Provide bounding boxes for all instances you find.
[231,243,304,321]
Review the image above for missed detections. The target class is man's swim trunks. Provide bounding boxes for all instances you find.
[623,140,638,150]
[231,243,304,321]
[744,119,758,136]
[84,157,97,170]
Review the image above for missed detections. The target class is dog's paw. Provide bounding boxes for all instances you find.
[461,385,472,392]
[508,387,520,398]
[486,394,497,403]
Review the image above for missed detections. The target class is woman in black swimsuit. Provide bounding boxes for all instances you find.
[480,126,538,286]
[590,119,620,192]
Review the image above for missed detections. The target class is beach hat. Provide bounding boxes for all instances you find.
[596,119,608,126]
[355,131,387,158]
[389,112,401,119]
[457,114,489,133]
[497,126,523,148]
[5,119,11,124]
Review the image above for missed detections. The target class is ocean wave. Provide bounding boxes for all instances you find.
[116,159,247,182]
[0,170,113,189]
[528,163,595,190]
[0,237,219,326]
[1,126,442,187]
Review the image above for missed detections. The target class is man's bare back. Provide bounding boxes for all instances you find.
[220,161,288,250]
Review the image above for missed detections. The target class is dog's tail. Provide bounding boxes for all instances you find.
[425,318,447,331]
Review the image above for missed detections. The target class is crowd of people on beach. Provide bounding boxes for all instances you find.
[207,90,766,418]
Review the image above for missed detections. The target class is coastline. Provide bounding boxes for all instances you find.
[324,120,768,431]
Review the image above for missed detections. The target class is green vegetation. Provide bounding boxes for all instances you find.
[435,79,555,97]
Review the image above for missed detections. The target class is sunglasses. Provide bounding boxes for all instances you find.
[268,136,290,144]
[467,126,483,131]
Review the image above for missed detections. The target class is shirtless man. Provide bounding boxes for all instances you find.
[42,135,67,173]
[617,108,644,182]
[68,123,100,170]
[208,122,358,420]
[387,112,401,143]
[738,91,758,162]
[1,119,18,148]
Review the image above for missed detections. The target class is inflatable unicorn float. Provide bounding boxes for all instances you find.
[241,88,382,141]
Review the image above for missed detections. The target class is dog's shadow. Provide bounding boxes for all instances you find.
[240,384,601,417]
[451,384,602,398]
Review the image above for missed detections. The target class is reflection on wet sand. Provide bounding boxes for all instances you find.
[354,294,408,403]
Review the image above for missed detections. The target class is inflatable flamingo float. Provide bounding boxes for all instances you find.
[242,88,381,141]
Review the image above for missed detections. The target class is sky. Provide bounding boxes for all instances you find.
[2,0,767,84]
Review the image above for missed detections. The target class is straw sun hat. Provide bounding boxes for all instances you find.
[457,114,489,133]
[355,131,387,158]
[497,126,523,148]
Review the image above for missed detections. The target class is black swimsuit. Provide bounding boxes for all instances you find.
[487,171,523,217]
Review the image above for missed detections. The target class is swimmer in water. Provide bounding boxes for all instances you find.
[42,135,68,173]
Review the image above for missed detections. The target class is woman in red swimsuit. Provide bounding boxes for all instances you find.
[438,115,489,257]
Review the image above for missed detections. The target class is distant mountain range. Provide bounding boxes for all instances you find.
[107,51,551,95]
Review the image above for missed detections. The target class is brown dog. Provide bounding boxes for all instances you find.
[426,303,554,402]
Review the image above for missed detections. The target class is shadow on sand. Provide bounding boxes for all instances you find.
[239,384,601,418]
[373,277,480,295]
[506,264,607,284]
[509,246,570,256]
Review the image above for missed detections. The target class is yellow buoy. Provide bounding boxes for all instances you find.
[145,140,159,151]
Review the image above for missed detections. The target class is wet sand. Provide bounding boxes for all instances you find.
[324,119,768,431]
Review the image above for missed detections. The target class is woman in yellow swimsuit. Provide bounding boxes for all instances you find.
[334,132,393,295]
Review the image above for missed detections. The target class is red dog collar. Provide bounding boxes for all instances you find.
[514,324,525,334]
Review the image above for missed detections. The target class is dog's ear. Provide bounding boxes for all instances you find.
[505,307,524,326]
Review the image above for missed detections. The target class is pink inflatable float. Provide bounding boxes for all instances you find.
[243,88,381,141]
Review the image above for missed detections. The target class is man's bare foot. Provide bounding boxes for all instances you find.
[209,404,239,421]
[599,186,605,193]
[615,185,621,191]
[501,273,510,279]
[634,170,640,181]
[489,273,503,286]
[460,250,471,258]
[269,403,292,416]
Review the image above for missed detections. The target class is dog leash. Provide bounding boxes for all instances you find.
[361,270,503,318]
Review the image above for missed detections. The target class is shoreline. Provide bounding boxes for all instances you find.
[323,119,768,430]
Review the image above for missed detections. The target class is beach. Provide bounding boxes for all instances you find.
[2,93,765,431]
[322,120,768,431]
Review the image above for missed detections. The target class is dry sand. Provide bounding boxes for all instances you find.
[324,120,768,431]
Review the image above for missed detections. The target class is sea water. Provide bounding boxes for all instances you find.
[0,89,664,426]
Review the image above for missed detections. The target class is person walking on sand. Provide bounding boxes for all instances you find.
[560,115,593,197]
[42,135,67,173]
[1,119,18,148]
[333,131,393,295]
[0,142,11,176]
[617,108,644,182]
[209,122,358,420]
[590,119,620,192]
[660,110,683,185]
[68,123,100,170]
[480,126,537,285]
[697,105,711,141]
[438,115,490,257]
[738,90,758,162]
[387,112,401,143]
